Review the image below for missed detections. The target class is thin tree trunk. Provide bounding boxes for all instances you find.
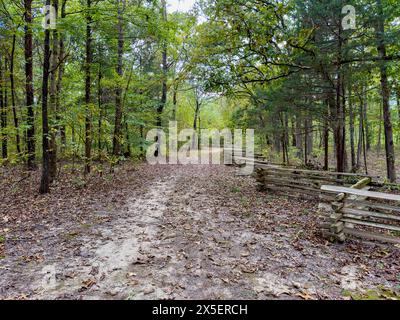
[284,113,289,165]
[376,0,396,182]
[155,0,168,158]
[140,125,144,157]
[192,94,200,150]
[112,0,125,156]
[98,66,103,155]
[349,86,356,171]
[334,26,345,173]
[291,117,296,147]
[397,90,400,143]
[377,107,382,154]
[10,32,21,156]
[158,0,168,128]
[57,0,67,151]
[306,116,313,156]
[25,0,35,169]
[362,114,368,175]
[84,0,92,175]
[323,115,329,171]
[39,5,51,194]
[295,114,303,159]
[362,88,371,151]
[0,55,7,160]
[356,102,363,169]
[49,0,59,180]
[172,83,178,121]
[304,116,313,165]
[124,119,131,157]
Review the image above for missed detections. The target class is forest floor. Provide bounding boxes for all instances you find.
[0,162,399,300]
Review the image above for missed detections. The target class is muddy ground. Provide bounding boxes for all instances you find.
[0,163,399,300]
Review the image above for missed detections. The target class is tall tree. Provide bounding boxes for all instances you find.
[112,0,126,157]
[84,0,93,175]
[39,0,52,194]
[157,0,168,128]
[9,32,21,156]
[49,0,59,180]
[375,0,396,182]
[0,54,7,160]
[24,0,35,169]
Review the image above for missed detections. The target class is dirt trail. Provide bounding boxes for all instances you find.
[1,164,399,300]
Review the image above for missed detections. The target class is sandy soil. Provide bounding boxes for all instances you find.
[0,164,399,300]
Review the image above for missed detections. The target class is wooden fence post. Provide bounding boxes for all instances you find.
[321,177,371,243]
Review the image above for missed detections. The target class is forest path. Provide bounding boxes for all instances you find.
[1,164,398,299]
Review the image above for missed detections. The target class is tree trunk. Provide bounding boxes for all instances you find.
[295,114,303,159]
[377,107,382,154]
[57,0,67,151]
[84,0,92,175]
[39,7,51,194]
[291,117,296,147]
[10,32,21,156]
[304,115,313,165]
[334,26,346,173]
[323,116,329,171]
[376,0,396,182]
[348,86,356,171]
[24,0,36,169]
[157,0,168,128]
[397,89,400,143]
[0,56,7,160]
[362,88,371,151]
[283,113,289,165]
[305,116,313,156]
[172,83,178,121]
[112,0,125,157]
[192,94,200,150]
[98,66,103,155]
[154,0,168,158]
[49,0,59,180]
[356,102,364,169]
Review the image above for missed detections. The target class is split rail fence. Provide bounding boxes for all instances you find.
[226,151,400,245]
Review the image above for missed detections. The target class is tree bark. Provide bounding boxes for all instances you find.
[57,0,67,151]
[356,101,364,169]
[376,0,396,182]
[377,107,382,155]
[349,86,356,171]
[39,5,51,194]
[84,0,93,175]
[362,88,371,151]
[295,114,303,159]
[10,32,21,156]
[334,25,346,173]
[24,0,36,169]
[49,0,59,180]
[154,0,168,158]
[0,55,7,160]
[112,0,125,157]
[323,115,329,171]
[397,89,400,143]
[172,82,178,121]
[98,66,103,155]
[157,0,168,128]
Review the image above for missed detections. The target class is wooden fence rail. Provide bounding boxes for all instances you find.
[320,184,400,245]
[250,160,372,202]
[226,152,400,245]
